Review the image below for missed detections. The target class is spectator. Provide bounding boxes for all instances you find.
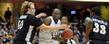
[0,22,15,44]
[4,7,12,22]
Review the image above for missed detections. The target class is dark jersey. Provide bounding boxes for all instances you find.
[14,14,42,42]
[90,16,109,41]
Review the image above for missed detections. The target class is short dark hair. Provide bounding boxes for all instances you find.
[92,7,100,15]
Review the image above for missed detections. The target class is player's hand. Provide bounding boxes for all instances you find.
[36,13,47,18]
[60,24,68,29]
[40,13,47,17]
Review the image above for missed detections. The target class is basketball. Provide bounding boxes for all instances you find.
[62,28,74,40]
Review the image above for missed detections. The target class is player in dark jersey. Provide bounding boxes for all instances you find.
[13,1,68,44]
[85,7,109,44]
[13,2,45,44]
[14,14,44,44]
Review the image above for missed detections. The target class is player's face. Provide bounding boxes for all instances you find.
[61,16,68,24]
[30,8,35,15]
[29,2,35,15]
[52,11,61,20]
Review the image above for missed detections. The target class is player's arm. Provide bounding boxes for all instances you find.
[31,14,67,31]
[84,17,93,44]
[38,17,67,31]
[35,13,47,18]
[39,24,67,31]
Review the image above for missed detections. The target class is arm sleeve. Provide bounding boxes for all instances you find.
[29,15,43,27]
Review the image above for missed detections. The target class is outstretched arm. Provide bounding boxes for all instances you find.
[39,24,68,32]
[84,17,93,44]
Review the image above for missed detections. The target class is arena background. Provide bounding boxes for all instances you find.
[0,0,109,44]
[0,0,109,27]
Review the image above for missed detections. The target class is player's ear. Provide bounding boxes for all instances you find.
[26,8,31,14]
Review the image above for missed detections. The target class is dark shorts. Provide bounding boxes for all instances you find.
[90,40,109,44]
[13,40,32,44]
[13,40,26,44]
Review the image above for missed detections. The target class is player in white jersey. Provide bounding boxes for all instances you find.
[39,8,64,44]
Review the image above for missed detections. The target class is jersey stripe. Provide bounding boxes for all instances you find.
[25,25,34,42]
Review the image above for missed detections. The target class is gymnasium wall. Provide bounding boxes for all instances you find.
[0,3,13,21]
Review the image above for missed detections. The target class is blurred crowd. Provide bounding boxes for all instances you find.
[0,22,16,44]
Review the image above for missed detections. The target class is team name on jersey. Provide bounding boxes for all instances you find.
[92,18,107,26]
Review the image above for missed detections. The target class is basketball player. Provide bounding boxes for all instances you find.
[61,16,79,44]
[85,6,109,44]
[38,8,62,44]
[13,1,67,44]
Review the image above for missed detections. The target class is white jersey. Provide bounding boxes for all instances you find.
[49,16,61,26]
[49,16,61,37]
[39,30,53,44]
[39,16,61,44]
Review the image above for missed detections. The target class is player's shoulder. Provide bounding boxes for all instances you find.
[92,17,108,26]
[27,14,38,20]
[43,16,52,25]
[45,16,52,21]
[19,15,28,19]
[28,14,35,18]
[85,17,92,21]
[85,17,93,25]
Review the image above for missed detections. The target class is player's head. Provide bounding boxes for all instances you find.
[28,2,35,15]
[52,8,61,20]
[22,5,30,14]
[21,1,35,15]
[91,7,101,17]
[92,6,109,21]
[21,1,29,8]
[21,1,28,14]
[43,17,51,25]
[61,16,69,25]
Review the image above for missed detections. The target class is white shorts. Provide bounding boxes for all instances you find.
[39,39,59,44]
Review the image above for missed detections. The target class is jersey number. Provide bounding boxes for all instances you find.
[93,22,106,35]
[18,20,24,29]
